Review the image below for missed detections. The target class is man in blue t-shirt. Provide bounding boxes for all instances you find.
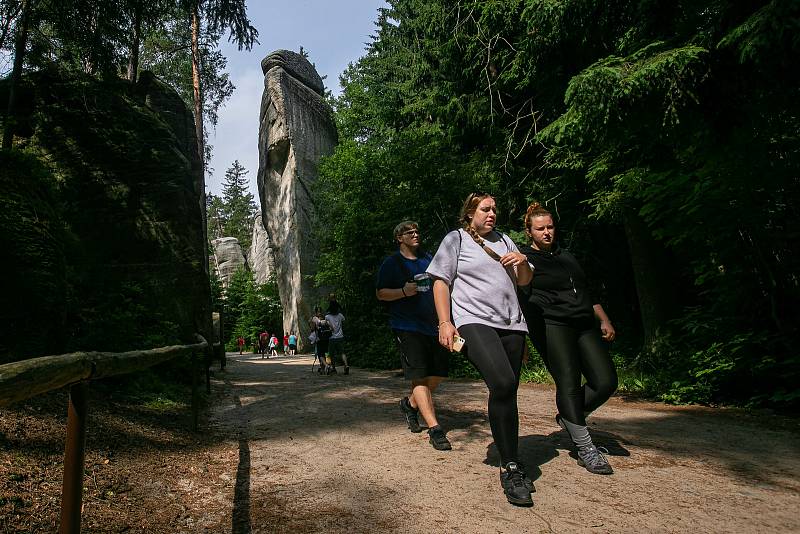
[376,221,451,451]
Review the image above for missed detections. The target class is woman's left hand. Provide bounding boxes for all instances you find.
[600,320,616,342]
[499,251,527,267]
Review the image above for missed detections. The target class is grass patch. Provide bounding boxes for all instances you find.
[95,364,200,412]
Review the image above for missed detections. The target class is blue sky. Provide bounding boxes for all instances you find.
[207,0,388,196]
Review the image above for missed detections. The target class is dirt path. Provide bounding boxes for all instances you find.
[200,353,799,533]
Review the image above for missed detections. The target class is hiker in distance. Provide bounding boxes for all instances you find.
[325,298,349,375]
[376,220,452,451]
[427,192,534,506]
[518,201,618,475]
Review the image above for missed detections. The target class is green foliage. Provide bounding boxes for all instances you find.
[70,281,182,351]
[0,0,246,164]
[215,159,257,250]
[221,267,282,349]
[314,0,800,408]
[138,7,235,131]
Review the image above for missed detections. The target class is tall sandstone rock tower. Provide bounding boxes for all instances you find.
[257,50,337,345]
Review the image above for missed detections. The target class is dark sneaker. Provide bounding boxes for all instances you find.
[344,366,350,375]
[516,462,535,492]
[577,445,613,475]
[400,397,422,433]
[500,462,533,506]
[427,426,452,451]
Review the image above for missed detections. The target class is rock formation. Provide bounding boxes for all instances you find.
[247,214,275,284]
[0,69,211,361]
[257,50,338,346]
[212,237,247,287]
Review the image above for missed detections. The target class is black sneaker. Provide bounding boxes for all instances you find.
[500,462,533,506]
[577,444,614,475]
[400,397,422,433]
[427,426,452,451]
[516,462,535,492]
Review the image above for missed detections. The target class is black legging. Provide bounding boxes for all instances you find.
[534,322,618,426]
[459,323,526,466]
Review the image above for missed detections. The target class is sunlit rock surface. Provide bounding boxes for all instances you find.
[257,49,337,345]
[212,237,246,287]
[248,214,275,284]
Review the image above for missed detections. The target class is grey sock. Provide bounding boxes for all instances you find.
[562,417,592,448]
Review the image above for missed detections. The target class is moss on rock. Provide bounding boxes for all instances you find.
[0,69,210,363]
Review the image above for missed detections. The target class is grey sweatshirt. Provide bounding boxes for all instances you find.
[427,229,527,332]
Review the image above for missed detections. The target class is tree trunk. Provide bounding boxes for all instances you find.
[622,207,679,351]
[127,3,142,83]
[190,3,210,280]
[2,0,30,149]
[191,6,204,167]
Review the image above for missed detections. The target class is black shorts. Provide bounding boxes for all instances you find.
[328,337,346,360]
[393,329,449,380]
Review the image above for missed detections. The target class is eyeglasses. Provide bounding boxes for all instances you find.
[402,230,420,236]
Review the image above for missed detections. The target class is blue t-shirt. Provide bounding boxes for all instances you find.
[376,252,438,336]
[288,334,297,345]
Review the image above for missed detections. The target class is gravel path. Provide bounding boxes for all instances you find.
[205,352,800,533]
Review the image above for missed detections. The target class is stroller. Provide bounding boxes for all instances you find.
[311,338,333,374]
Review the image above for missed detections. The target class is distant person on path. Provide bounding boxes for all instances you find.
[325,300,349,375]
[237,336,245,355]
[283,334,289,355]
[259,330,269,359]
[269,334,279,357]
[308,314,318,366]
[312,307,333,373]
[288,333,297,355]
[376,220,451,450]
[428,192,534,507]
[519,201,618,475]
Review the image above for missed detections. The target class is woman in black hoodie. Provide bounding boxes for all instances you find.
[519,202,618,475]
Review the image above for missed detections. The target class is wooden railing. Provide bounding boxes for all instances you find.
[0,334,222,534]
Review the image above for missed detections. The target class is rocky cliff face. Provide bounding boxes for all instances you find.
[0,69,210,360]
[247,214,275,284]
[212,237,247,287]
[257,50,338,345]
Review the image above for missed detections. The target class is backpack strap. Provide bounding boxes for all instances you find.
[454,229,462,280]
[498,231,512,253]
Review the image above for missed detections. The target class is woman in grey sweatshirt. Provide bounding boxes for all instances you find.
[427,192,534,507]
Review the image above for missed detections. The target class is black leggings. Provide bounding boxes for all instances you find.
[534,322,617,426]
[459,324,526,466]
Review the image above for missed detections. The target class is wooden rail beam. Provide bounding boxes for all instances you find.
[0,341,209,408]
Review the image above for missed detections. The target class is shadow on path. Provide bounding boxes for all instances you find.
[229,389,251,534]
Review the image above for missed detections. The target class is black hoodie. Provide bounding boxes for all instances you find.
[518,244,597,326]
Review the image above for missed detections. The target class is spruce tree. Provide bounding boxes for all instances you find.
[220,159,257,252]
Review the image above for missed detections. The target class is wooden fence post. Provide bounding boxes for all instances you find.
[59,381,89,534]
[191,350,198,432]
